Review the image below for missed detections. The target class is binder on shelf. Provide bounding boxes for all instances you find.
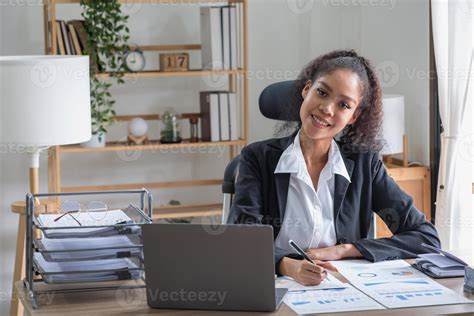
[201,5,238,71]
[229,6,238,70]
[200,91,239,142]
[200,91,221,142]
[228,93,239,140]
[221,6,230,70]
[219,92,230,141]
[200,6,223,70]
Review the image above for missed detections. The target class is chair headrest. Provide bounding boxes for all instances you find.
[258,80,303,121]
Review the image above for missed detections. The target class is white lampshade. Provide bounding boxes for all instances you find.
[0,56,91,146]
[380,94,405,155]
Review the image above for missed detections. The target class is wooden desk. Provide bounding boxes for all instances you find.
[16,275,474,316]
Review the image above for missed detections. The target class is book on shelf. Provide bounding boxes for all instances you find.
[68,20,88,55]
[68,23,82,56]
[55,19,100,72]
[55,21,66,55]
[59,21,72,55]
[200,5,238,71]
[200,91,239,142]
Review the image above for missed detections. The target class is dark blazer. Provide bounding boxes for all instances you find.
[227,132,440,266]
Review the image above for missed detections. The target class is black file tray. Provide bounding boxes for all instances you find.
[24,189,153,309]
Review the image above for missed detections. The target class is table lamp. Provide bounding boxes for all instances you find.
[0,56,91,194]
[380,94,408,167]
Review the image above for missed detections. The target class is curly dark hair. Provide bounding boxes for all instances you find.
[275,49,384,151]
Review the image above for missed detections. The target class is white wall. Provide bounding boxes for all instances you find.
[0,0,429,313]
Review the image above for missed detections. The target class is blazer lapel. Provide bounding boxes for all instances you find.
[275,173,291,220]
[269,134,296,220]
[271,150,291,220]
[333,156,354,220]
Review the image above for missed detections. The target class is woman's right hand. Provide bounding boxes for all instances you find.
[278,257,336,286]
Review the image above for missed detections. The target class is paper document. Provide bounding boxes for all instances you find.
[34,252,141,284]
[38,209,132,227]
[276,274,346,292]
[332,259,473,308]
[36,235,142,261]
[37,209,140,238]
[284,286,385,314]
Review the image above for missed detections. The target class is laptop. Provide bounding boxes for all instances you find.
[142,223,288,311]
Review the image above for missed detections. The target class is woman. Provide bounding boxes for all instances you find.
[228,50,440,286]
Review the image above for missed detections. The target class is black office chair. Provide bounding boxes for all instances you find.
[221,80,375,239]
[221,80,300,223]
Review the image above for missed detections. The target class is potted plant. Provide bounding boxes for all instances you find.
[79,0,129,147]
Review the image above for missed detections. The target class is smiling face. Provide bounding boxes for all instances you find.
[300,68,363,142]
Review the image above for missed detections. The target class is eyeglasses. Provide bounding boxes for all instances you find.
[54,201,109,226]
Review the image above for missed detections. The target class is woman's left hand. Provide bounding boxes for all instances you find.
[306,244,363,261]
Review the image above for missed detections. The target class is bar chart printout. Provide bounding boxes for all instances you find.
[284,287,385,314]
[332,260,474,309]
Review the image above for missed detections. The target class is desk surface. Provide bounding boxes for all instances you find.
[16,275,474,316]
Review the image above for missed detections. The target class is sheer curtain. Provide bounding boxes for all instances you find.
[431,0,473,261]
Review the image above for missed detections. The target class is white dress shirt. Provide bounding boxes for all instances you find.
[273,130,351,255]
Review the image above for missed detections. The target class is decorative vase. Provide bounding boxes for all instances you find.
[160,109,182,143]
[81,132,106,147]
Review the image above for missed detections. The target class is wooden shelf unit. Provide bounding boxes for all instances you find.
[96,69,245,79]
[44,0,249,219]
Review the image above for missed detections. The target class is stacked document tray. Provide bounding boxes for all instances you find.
[24,189,153,309]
